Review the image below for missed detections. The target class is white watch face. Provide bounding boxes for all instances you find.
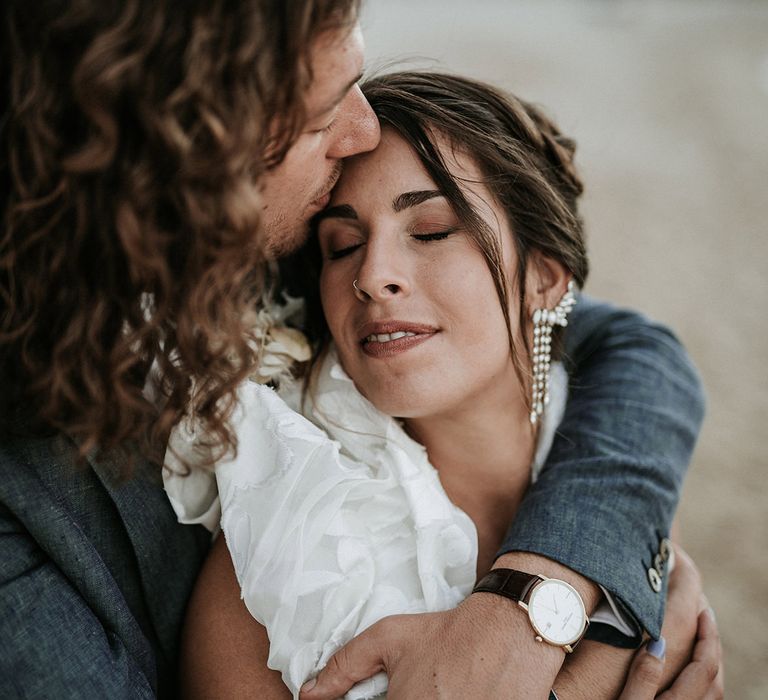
[527,578,587,646]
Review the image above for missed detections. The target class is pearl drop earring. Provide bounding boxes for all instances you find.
[530,280,577,425]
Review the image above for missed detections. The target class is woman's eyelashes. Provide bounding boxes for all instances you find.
[318,222,362,260]
[411,227,459,242]
[327,242,362,260]
[321,222,460,260]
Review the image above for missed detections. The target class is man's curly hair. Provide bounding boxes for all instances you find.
[0,0,359,473]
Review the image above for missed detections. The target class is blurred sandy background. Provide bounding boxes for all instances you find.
[361,1,768,696]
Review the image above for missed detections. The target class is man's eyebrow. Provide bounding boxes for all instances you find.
[313,73,364,118]
[392,190,444,213]
[314,204,358,224]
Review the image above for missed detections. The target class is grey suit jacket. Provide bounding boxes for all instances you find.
[0,425,210,698]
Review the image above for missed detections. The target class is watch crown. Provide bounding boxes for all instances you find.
[535,635,543,643]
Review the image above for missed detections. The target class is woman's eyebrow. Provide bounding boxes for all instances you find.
[314,204,358,223]
[314,191,445,225]
[392,190,444,212]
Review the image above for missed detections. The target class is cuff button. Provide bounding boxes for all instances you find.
[647,567,662,592]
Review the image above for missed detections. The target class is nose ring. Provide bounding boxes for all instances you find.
[353,279,361,292]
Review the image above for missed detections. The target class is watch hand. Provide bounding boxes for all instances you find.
[552,592,559,614]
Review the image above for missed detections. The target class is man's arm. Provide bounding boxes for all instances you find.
[499,295,705,643]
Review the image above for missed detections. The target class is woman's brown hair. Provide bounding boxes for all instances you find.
[0,0,359,472]
[288,71,588,409]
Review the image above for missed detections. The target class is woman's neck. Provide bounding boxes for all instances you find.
[403,382,536,577]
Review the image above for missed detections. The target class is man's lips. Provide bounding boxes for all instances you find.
[311,166,342,210]
[311,191,332,210]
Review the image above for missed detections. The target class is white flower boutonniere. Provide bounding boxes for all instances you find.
[245,293,311,387]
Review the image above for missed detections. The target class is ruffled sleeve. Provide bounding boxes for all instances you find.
[163,419,221,533]
[214,353,477,699]
[164,348,568,699]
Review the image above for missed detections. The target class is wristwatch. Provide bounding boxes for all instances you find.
[472,569,589,653]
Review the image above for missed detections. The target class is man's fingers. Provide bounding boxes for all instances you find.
[659,610,723,700]
[666,545,701,601]
[300,617,399,700]
[618,637,666,700]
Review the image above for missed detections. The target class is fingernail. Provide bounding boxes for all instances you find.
[707,606,717,623]
[301,678,317,693]
[646,636,666,660]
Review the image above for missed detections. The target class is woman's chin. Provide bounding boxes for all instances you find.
[363,388,438,422]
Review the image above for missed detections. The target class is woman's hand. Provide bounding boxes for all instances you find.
[301,544,723,700]
[619,609,723,699]
[299,591,567,700]
[622,544,724,698]
[300,552,603,700]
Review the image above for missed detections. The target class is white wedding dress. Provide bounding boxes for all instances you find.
[165,347,568,699]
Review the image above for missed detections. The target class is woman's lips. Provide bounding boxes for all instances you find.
[358,322,438,358]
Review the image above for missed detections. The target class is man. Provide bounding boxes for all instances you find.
[0,1,705,698]
[1,2,376,697]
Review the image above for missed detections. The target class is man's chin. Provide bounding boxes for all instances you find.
[264,220,311,259]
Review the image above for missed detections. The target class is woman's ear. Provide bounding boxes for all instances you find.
[525,252,571,311]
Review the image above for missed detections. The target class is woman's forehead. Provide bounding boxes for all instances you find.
[337,126,484,195]
[333,128,435,196]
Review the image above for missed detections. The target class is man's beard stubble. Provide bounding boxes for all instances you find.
[264,161,343,259]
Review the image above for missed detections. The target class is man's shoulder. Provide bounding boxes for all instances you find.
[0,426,210,570]
[0,426,211,693]
[0,426,72,501]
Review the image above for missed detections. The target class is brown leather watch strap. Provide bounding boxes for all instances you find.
[472,568,544,603]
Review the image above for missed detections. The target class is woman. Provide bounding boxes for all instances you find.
[167,72,720,698]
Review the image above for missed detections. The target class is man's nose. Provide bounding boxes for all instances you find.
[327,85,380,159]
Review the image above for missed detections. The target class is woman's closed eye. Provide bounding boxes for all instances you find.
[412,230,457,242]
[318,220,364,261]
[327,242,362,260]
[326,229,460,257]
[411,226,460,242]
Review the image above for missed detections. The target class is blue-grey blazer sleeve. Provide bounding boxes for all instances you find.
[497,295,705,644]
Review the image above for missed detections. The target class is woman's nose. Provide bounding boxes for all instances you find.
[353,235,410,301]
[352,277,403,301]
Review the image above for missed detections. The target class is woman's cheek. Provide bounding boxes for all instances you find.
[320,270,347,337]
